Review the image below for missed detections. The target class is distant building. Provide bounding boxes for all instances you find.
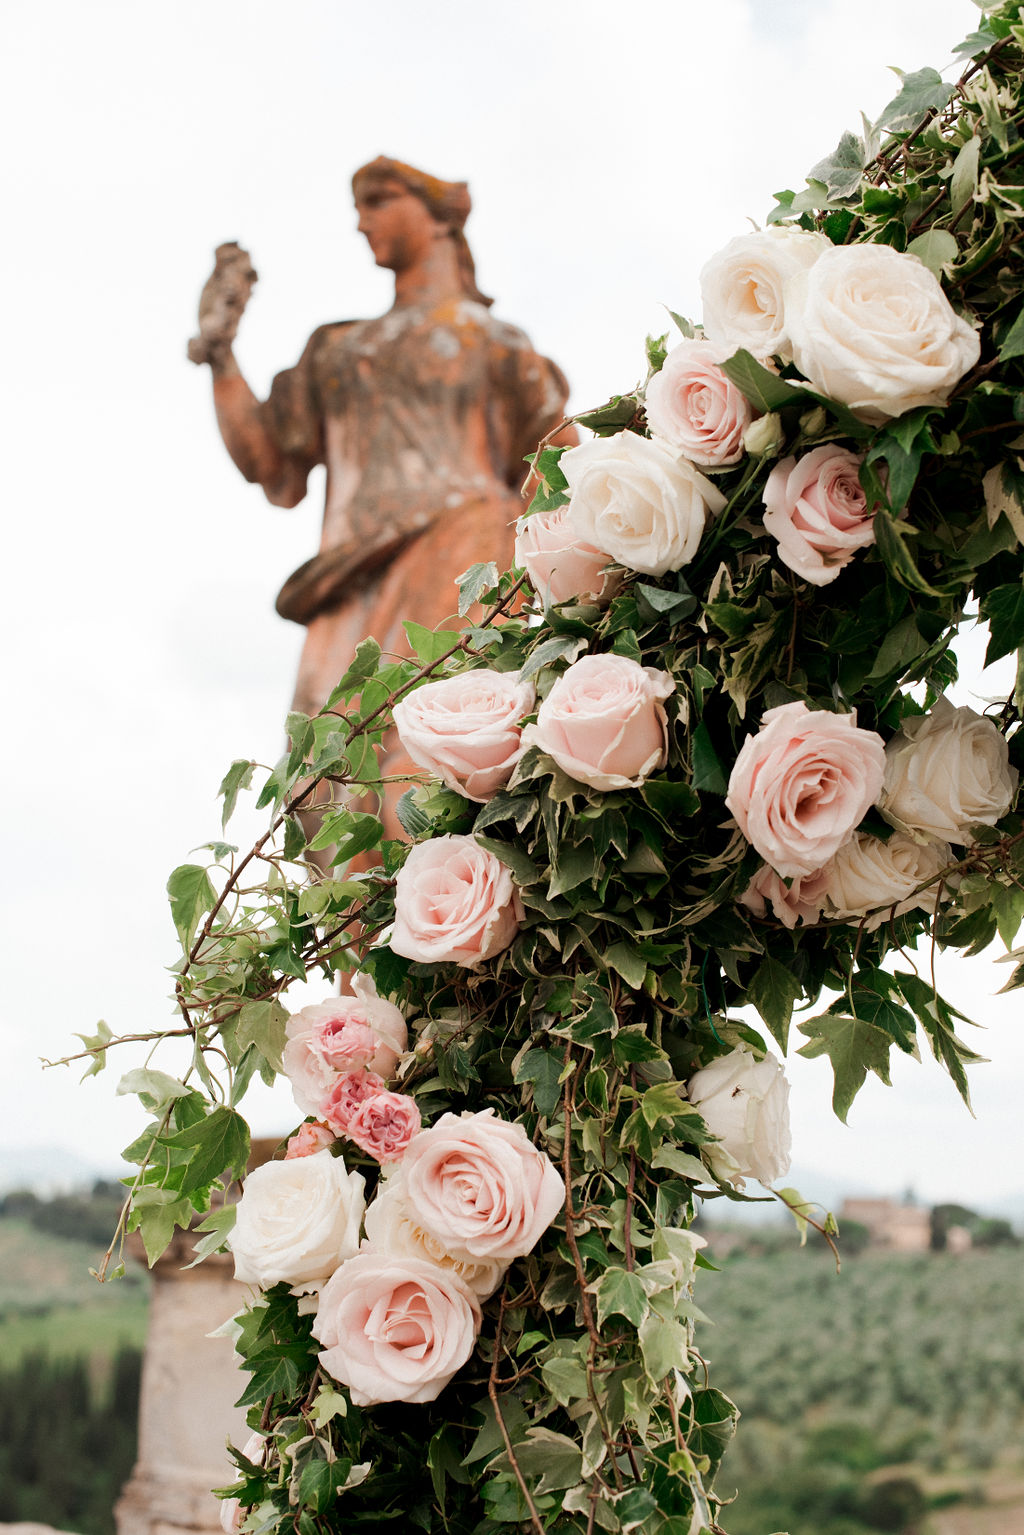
[840,1197,931,1253]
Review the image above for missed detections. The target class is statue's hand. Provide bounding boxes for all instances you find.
[187,242,258,366]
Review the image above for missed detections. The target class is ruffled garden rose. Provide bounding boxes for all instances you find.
[397,1108,564,1263]
[514,505,621,606]
[726,701,886,878]
[228,1150,365,1292]
[527,652,674,792]
[644,338,757,467]
[740,862,830,929]
[345,1090,422,1163]
[819,829,952,930]
[762,445,877,584]
[363,1176,507,1299]
[322,1069,387,1136]
[687,1047,792,1188]
[312,1252,482,1406]
[786,243,980,422]
[282,973,408,1116]
[285,1121,336,1159]
[561,430,726,577]
[880,698,1018,844]
[392,670,535,803]
[699,225,831,360]
[390,835,523,967]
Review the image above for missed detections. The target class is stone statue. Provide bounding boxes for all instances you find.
[190,158,576,735]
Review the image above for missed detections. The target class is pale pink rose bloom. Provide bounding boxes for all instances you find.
[398,1108,564,1263]
[345,1090,422,1163]
[390,835,523,968]
[527,652,674,792]
[819,830,952,930]
[561,430,727,577]
[363,1176,507,1299]
[687,1047,791,1189]
[700,226,831,360]
[880,697,1018,844]
[645,338,757,467]
[282,973,408,1116]
[228,1150,365,1291]
[786,243,980,423]
[740,862,830,929]
[514,505,621,606]
[322,1069,387,1136]
[392,669,535,803]
[285,1121,337,1159]
[312,1252,482,1405]
[762,445,877,585]
[726,701,886,879]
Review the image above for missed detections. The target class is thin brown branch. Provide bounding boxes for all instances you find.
[488,1291,546,1535]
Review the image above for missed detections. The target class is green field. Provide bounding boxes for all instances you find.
[699,1243,1024,1534]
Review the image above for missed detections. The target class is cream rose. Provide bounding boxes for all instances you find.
[392,669,535,803]
[786,243,980,422]
[819,829,952,930]
[363,1176,507,1299]
[687,1047,792,1189]
[527,652,674,792]
[390,835,523,967]
[762,445,877,585]
[740,862,830,929]
[644,338,757,467]
[699,225,831,360]
[726,701,886,878]
[880,698,1018,844]
[281,974,408,1117]
[514,505,621,606]
[312,1252,482,1406]
[228,1150,365,1291]
[561,430,726,577]
[398,1108,564,1263]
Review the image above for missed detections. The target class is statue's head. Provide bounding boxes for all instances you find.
[351,156,492,306]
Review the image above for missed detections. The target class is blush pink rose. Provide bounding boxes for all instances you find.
[285,1121,337,1159]
[392,669,535,803]
[312,1252,482,1405]
[345,1090,422,1163]
[762,446,877,584]
[739,862,830,929]
[282,973,408,1116]
[645,338,758,467]
[527,652,674,792]
[395,1108,564,1263]
[514,505,621,606]
[322,1069,388,1136]
[726,701,886,878]
[390,835,523,968]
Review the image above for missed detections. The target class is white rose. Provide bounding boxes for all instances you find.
[880,697,1018,844]
[687,1047,791,1189]
[228,1149,365,1291]
[363,1174,508,1299]
[644,338,756,467]
[786,243,980,423]
[700,225,831,360]
[562,430,726,578]
[819,830,952,930]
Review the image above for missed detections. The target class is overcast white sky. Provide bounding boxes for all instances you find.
[4,0,1019,1212]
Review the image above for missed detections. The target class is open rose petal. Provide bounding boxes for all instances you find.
[391,835,522,967]
[392,669,535,802]
[528,653,674,792]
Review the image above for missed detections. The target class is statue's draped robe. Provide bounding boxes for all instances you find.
[261,297,570,718]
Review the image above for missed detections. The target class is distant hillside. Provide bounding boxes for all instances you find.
[0,1144,124,1197]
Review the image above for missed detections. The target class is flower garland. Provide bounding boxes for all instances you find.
[77,8,1024,1532]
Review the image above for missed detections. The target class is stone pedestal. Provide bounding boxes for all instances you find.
[114,1229,252,1535]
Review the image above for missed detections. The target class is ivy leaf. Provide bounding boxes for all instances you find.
[185,1204,237,1267]
[75,1019,113,1079]
[326,637,382,705]
[998,300,1024,362]
[796,1013,894,1122]
[605,942,647,990]
[456,561,499,616]
[950,135,982,218]
[906,229,959,277]
[217,759,254,830]
[719,351,810,414]
[691,721,728,796]
[746,958,803,1054]
[235,1000,288,1075]
[808,130,866,200]
[877,67,953,133]
[639,1315,690,1382]
[982,583,1024,666]
[299,1458,354,1514]
[130,1186,194,1266]
[574,395,639,435]
[594,1267,649,1329]
[158,1106,250,1194]
[871,504,944,596]
[167,863,217,949]
[402,621,455,665]
[116,1068,193,1113]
